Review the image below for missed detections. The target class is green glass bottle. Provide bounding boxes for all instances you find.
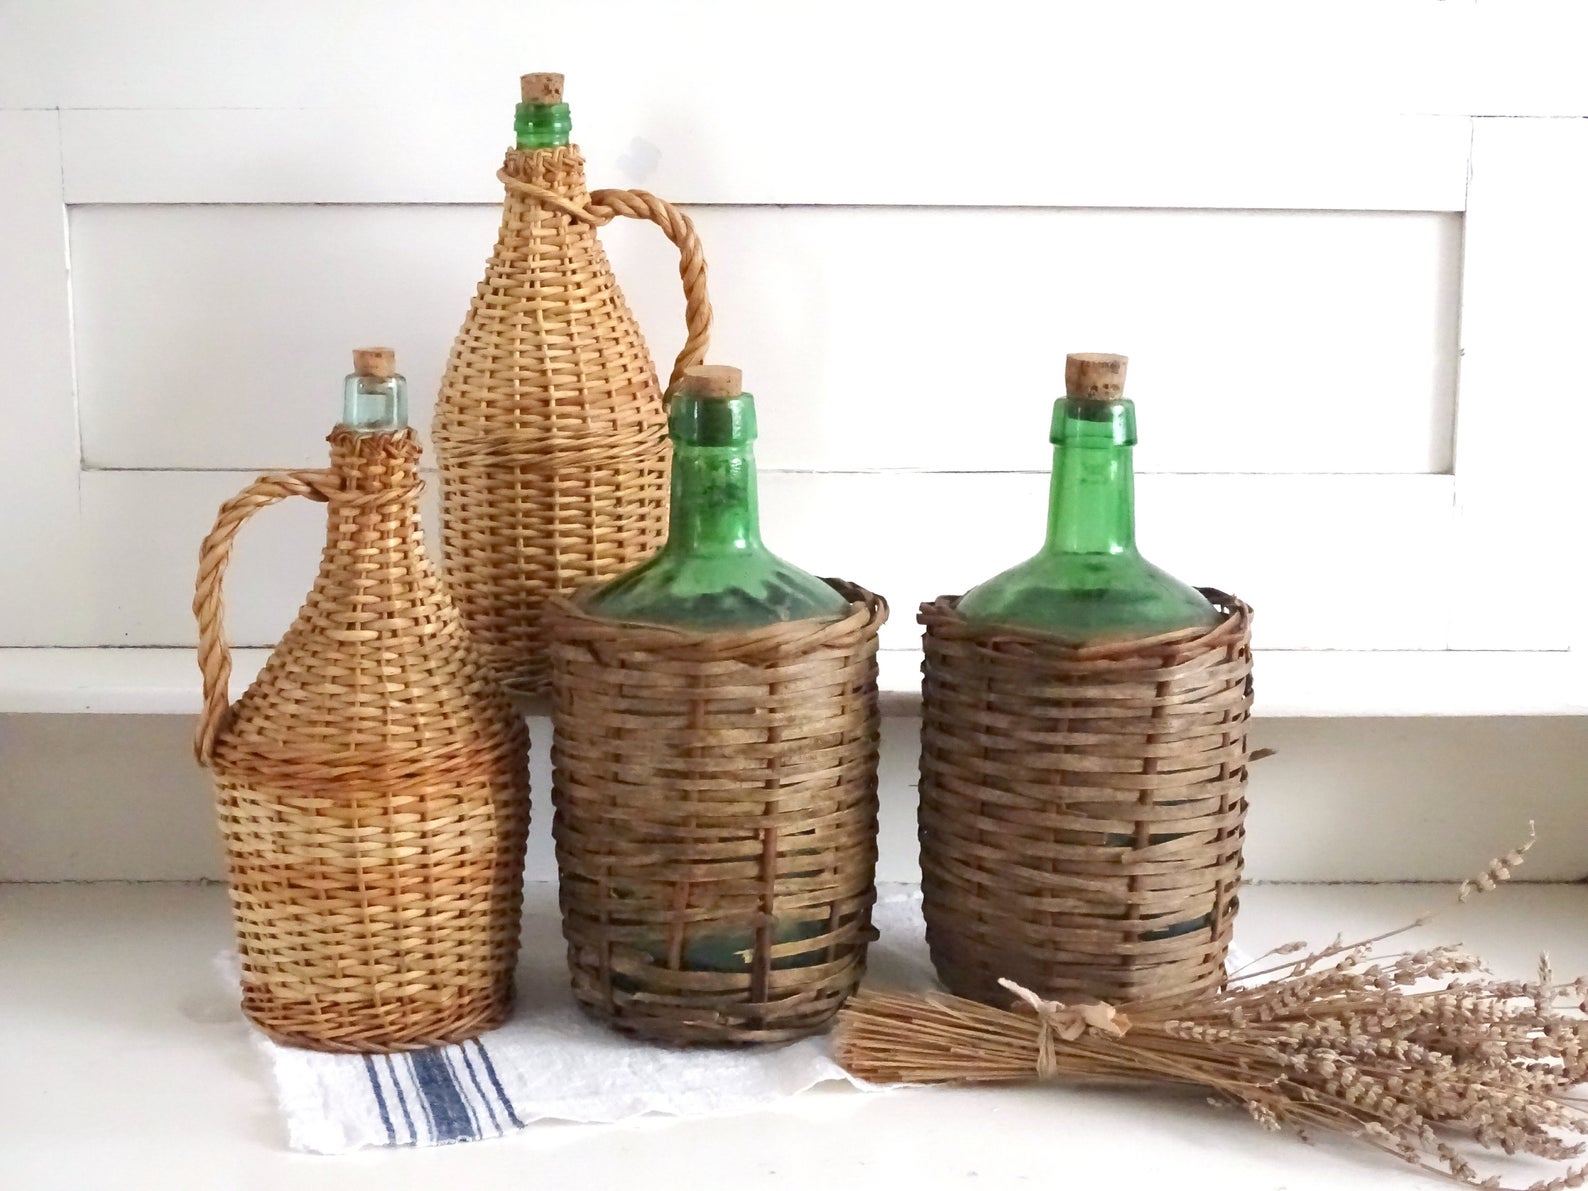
[582,364,850,632]
[581,363,847,973]
[514,71,572,149]
[958,353,1218,641]
[958,353,1218,941]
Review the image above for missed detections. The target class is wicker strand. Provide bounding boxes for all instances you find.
[548,582,888,1044]
[496,171,712,390]
[918,591,1255,1007]
[436,145,712,691]
[194,469,337,766]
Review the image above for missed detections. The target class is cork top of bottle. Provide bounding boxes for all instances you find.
[1064,353,1128,400]
[674,365,744,400]
[520,72,565,104]
[352,347,396,380]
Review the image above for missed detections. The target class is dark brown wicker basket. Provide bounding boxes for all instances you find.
[918,590,1253,1006]
[547,581,887,1044]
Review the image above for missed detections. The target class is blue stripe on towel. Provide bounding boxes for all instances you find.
[383,1054,418,1145]
[459,1044,501,1134]
[410,1049,479,1142]
[445,1049,484,1138]
[363,1055,398,1146]
[473,1039,524,1128]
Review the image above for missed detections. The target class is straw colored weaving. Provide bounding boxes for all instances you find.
[918,592,1254,1006]
[547,583,888,1044]
[434,141,712,694]
[194,428,531,1052]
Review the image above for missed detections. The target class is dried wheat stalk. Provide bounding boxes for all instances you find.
[836,829,1588,1190]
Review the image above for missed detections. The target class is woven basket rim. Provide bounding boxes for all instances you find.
[548,578,888,653]
[919,586,1250,661]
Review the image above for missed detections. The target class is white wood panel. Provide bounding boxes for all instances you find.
[7,641,1588,718]
[71,468,1453,653]
[1448,119,1588,652]
[1,0,1499,122]
[0,112,90,646]
[58,108,1471,211]
[73,204,1461,475]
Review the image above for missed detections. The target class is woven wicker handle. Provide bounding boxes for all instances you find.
[192,469,340,767]
[588,188,712,389]
[495,169,713,390]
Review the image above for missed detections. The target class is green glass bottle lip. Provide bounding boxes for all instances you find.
[670,391,757,447]
[1051,396,1137,447]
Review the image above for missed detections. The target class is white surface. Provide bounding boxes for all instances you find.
[1449,118,1588,652]
[5,880,1588,1190]
[6,711,1587,886]
[7,1,1587,120]
[2,5,1585,708]
[6,638,1588,718]
[59,469,1456,654]
[58,108,1472,210]
[74,204,1461,474]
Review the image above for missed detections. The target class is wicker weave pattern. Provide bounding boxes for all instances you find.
[433,144,711,693]
[918,592,1253,1006]
[547,583,887,1044]
[194,428,530,1052]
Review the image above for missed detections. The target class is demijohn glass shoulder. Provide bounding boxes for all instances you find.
[581,364,849,631]
[957,353,1218,642]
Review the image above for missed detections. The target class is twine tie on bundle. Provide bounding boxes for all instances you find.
[997,978,1130,1079]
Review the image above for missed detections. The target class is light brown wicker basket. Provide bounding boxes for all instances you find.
[434,82,712,695]
[547,582,888,1044]
[917,591,1254,1006]
[194,425,530,1052]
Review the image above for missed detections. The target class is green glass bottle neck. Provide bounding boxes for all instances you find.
[515,101,571,149]
[662,393,764,556]
[341,373,408,432]
[1042,398,1139,557]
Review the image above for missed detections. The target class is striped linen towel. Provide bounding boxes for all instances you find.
[246,886,1249,1152]
[247,885,935,1153]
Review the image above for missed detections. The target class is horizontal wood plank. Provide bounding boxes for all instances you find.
[72,203,1461,474]
[34,468,1462,652]
[5,644,1583,718]
[59,108,1471,211]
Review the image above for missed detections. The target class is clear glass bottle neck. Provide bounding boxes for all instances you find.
[515,101,571,149]
[662,393,763,556]
[342,373,408,432]
[1042,398,1138,556]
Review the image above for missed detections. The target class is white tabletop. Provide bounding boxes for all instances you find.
[5,880,1585,1191]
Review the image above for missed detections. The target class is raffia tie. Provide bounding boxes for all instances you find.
[495,171,711,389]
[997,978,1132,1078]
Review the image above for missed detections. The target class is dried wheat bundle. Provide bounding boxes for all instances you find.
[837,831,1588,1190]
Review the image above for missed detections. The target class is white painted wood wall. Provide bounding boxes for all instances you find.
[1,0,1586,722]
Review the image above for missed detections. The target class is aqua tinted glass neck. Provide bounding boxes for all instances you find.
[342,351,408,432]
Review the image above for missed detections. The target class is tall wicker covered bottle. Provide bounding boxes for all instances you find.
[434,71,711,693]
[194,349,530,1052]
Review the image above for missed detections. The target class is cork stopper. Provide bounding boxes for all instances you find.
[352,347,396,380]
[1064,353,1128,400]
[520,72,565,104]
[673,365,744,400]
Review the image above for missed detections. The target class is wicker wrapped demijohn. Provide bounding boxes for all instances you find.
[434,71,713,694]
[549,365,888,1044]
[919,353,1255,1008]
[193,349,530,1053]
